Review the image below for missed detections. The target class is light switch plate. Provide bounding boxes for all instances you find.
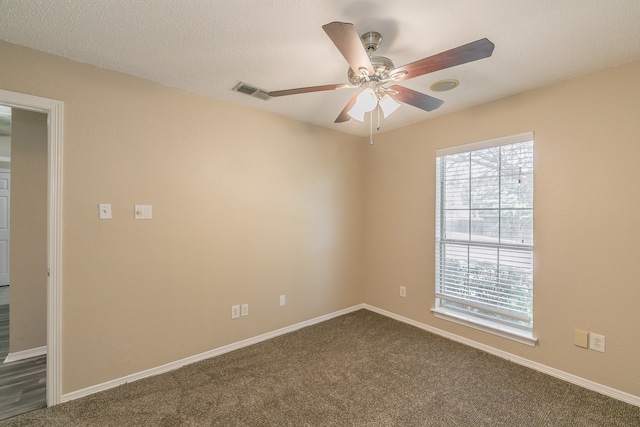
[99,203,112,219]
[134,205,152,220]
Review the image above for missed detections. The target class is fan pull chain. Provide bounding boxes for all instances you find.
[369,110,374,145]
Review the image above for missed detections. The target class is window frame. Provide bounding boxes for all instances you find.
[432,132,537,346]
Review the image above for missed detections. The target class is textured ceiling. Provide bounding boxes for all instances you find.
[1,0,639,136]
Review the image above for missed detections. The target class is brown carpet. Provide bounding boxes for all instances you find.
[2,309,639,426]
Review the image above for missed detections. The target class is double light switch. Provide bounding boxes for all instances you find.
[134,205,152,220]
[98,204,153,219]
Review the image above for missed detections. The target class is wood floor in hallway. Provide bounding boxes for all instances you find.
[0,304,46,421]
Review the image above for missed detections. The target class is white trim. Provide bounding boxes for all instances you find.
[436,131,534,157]
[60,302,640,408]
[431,307,537,346]
[0,156,10,163]
[62,304,365,402]
[0,89,63,406]
[3,346,47,363]
[364,304,640,408]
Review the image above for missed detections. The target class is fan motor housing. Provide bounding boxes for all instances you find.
[348,56,395,85]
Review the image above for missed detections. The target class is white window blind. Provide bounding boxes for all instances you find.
[435,133,534,332]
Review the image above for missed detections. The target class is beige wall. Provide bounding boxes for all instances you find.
[364,59,640,397]
[0,40,365,393]
[9,109,48,352]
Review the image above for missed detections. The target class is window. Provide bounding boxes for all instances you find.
[433,132,534,344]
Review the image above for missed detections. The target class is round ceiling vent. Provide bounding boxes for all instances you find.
[430,79,460,92]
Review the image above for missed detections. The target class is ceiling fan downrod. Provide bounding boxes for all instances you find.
[360,31,382,53]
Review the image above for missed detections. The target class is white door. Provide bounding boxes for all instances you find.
[0,171,9,286]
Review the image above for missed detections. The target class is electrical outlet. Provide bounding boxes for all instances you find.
[241,303,249,317]
[279,295,286,306]
[231,305,240,319]
[589,333,605,352]
[400,286,406,297]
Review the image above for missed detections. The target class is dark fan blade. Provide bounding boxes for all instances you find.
[334,94,359,123]
[390,38,495,82]
[322,22,374,76]
[389,85,444,112]
[269,83,351,97]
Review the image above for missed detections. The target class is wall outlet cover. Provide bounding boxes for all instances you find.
[589,333,605,352]
[231,305,240,319]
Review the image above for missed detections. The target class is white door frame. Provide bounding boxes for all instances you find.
[0,169,10,287]
[0,89,63,406]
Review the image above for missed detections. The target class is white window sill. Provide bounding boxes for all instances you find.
[431,308,538,347]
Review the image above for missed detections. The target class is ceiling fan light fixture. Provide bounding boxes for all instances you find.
[269,22,494,126]
[379,94,401,118]
[348,88,378,121]
[348,108,366,122]
[389,70,409,81]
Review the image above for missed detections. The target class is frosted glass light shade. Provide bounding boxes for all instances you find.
[348,88,378,122]
[347,105,366,122]
[379,94,401,117]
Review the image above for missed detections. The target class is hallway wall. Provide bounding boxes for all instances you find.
[9,109,48,353]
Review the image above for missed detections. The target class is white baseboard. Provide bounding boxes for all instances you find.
[62,303,639,408]
[364,304,640,408]
[3,345,47,363]
[62,304,365,403]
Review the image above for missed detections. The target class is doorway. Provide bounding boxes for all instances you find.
[0,106,46,420]
[0,89,63,412]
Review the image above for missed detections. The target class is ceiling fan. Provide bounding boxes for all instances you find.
[268,22,495,124]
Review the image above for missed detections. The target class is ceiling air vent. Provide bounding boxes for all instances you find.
[232,82,272,101]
